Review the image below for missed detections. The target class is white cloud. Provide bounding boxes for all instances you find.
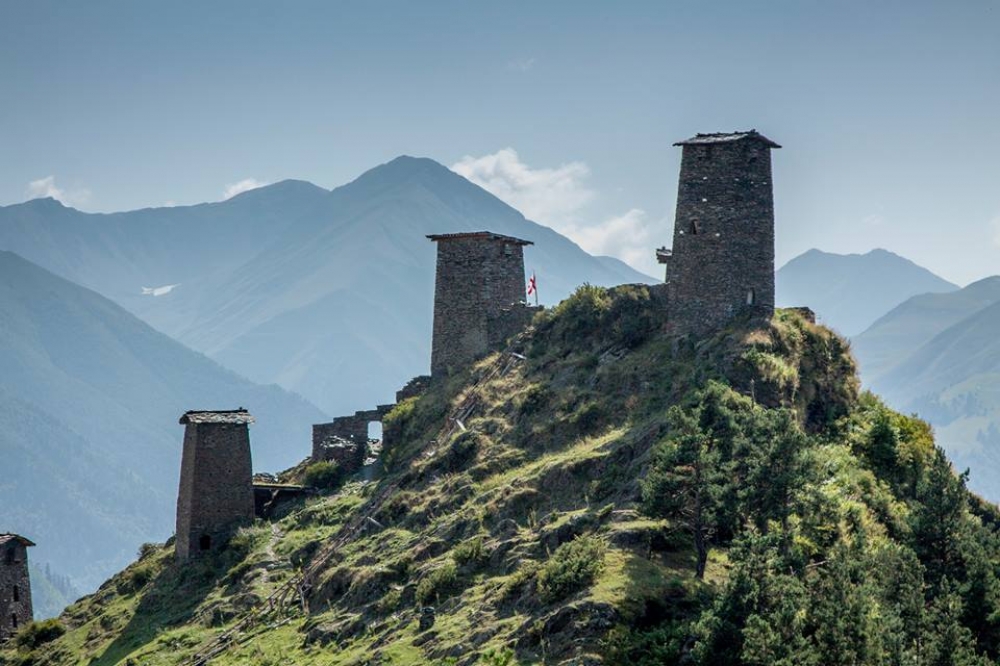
[572,209,662,275]
[451,148,593,229]
[26,176,91,208]
[991,214,1000,247]
[223,178,268,200]
[452,149,662,276]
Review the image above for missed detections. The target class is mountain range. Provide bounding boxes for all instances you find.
[0,157,654,417]
[851,277,1000,497]
[0,250,325,593]
[775,248,958,336]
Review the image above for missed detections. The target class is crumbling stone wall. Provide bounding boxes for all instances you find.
[175,411,255,562]
[0,536,33,641]
[667,132,779,335]
[428,232,533,377]
[312,405,393,471]
[395,375,431,403]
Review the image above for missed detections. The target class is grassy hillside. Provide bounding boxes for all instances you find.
[7,286,1000,665]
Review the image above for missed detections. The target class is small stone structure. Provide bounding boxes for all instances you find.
[253,483,316,520]
[0,534,33,641]
[427,231,536,377]
[396,375,431,403]
[312,405,394,472]
[661,130,780,335]
[175,409,255,562]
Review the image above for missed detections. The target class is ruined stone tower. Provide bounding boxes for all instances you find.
[666,130,780,334]
[0,534,33,641]
[175,409,255,562]
[428,231,533,376]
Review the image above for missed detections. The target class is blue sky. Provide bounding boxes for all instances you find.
[2,0,998,282]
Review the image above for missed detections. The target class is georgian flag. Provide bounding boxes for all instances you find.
[526,272,537,296]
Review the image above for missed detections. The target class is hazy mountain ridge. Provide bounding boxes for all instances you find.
[0,157,655,416]
[0,251,326,592]
[775,247,958,336]
[845,276,1000,497]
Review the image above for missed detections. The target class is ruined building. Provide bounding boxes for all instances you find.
[175,409,255,562]
[662,130,780,334]
[428,231,535,377]
[312,405,393,474]
[0,534,33,641]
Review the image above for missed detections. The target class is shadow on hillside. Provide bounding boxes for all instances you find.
[88,557,222,666]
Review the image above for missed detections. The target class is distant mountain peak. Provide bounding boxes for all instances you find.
[352,155,457,187]
[6,196,67,212]
[226,179,329,202]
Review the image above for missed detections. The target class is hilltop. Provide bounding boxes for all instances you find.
[7,285,1000,665]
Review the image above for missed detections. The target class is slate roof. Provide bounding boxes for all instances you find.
[426,231,533,246]
[0,534,35,548]
[674,130,781,149]
[179,409,255,425]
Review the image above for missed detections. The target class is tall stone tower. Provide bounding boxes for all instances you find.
[175,409,255,562]
[667,130,780,334]
[427,231,532,377]
[0,534,34,641]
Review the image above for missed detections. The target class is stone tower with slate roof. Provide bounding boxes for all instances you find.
[664,130,780,334]
[175,409,255,562]
[427,231,534,377]
[0,534,33,642]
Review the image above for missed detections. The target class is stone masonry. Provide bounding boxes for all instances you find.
[312,404,394,471]
[0,534,33,641]
[175,409,255,562]
[664,130,780,335]
[428,231,534,377]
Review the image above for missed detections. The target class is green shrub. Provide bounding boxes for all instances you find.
[479,647,517,666]
[452,535,488,567]
[303,460,343,490]
[443,431,484,472]
[570,401,609,435]
[416,562,460,605]
[500,560,540,602]
[136,542,160,560]
[601,623,688,665]
[14,618,66,650]
[518,384,550,415]
[538,537,606,603]
[116,560,156,594]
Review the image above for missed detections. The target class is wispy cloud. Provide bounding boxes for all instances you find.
[572,208,660,272]
[26,176,91,208]
[223,178,268,200]
[451,149,661,275]
[451,148,593,228]
[507,57,536,72]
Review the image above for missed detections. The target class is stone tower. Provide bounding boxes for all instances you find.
[0,534,34,641]
[667,130,780,334]
[427,231,533,376]
[175,409,255,562]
